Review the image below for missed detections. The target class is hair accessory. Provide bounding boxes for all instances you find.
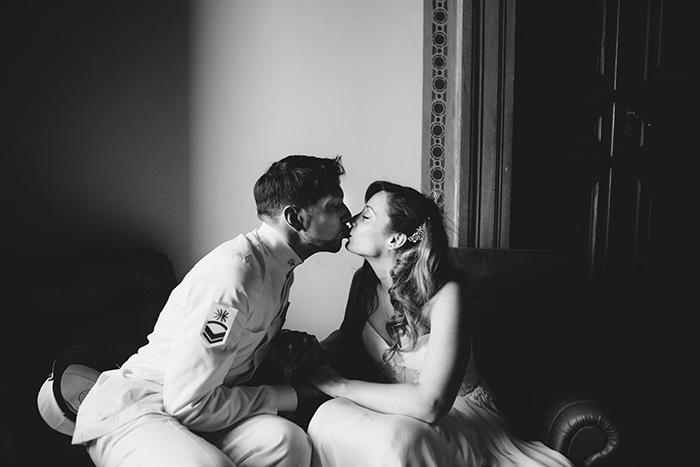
[407,223,426,243]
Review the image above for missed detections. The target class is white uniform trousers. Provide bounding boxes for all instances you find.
[87,413,312,467]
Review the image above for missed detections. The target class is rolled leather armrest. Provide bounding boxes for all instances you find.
[542,398,620,467]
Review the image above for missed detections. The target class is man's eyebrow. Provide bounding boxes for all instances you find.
[364,205,376,214]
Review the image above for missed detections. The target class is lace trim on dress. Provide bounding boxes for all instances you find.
[459,382,496,409]
[377,360,495,408]
[376,361,398,384]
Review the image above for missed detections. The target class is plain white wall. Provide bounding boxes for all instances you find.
[190,0,423,338]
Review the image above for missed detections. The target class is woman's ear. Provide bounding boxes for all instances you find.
[283,205,304,231]
[386,232,407,250]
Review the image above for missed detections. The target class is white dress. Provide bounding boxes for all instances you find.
[307,323,574,467]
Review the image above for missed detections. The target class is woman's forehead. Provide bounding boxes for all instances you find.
[366,191,390,213]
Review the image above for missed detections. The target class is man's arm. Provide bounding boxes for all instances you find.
[162,255,283,432]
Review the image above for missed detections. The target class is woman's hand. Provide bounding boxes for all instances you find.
[307,364,347,398]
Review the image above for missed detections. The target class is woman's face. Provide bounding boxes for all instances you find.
[345,190,393,258]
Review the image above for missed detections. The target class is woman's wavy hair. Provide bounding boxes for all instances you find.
[356,181,453,360]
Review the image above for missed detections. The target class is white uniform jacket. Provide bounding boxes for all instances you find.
[73,223,302,444]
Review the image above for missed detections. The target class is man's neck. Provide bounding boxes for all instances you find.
[262,218,317,261]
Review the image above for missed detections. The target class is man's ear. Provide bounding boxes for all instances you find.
[386,232,407,250]
[283,205,304,231]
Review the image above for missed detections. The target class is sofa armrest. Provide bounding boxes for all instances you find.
[542,398,620,467]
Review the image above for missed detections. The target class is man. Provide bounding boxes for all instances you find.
[72,155,351,467]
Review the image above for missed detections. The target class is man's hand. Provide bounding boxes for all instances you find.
[272,330,325,372]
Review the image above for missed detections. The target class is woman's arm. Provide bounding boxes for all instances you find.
[309,281,474,423]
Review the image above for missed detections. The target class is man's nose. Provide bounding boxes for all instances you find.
[341,204,352,222]
[348,212,361,227]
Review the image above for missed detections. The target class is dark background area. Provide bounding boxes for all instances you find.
[511,1,698,465]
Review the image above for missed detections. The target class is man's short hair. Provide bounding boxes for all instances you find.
[254,155,345,218]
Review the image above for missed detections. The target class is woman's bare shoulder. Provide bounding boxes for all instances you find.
[434,280,463,301]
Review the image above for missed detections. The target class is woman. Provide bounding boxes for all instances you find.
[306,181,573,467]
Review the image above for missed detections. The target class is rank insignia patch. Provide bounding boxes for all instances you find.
[201,302,238,347]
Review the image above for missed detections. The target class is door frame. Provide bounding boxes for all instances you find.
[422,0,516,248]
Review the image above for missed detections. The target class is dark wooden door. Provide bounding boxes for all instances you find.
[611,0,699,297]
[511,1,698,463]
[511,0,699,299]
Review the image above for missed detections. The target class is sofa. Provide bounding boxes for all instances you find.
[446,248,619,466]
[1,247,621,467]
[1,249,178,467]
[448,248,696,467]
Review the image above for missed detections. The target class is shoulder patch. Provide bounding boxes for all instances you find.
[201,302,238,347]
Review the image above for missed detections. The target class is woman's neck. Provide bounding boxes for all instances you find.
[366,254,396,291]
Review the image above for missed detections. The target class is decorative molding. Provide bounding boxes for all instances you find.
[426,1,449,209]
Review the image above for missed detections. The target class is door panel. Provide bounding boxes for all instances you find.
[512,4,698,461]
[512,0,616,284]
[512,0,699,297]
[612,0,700,295]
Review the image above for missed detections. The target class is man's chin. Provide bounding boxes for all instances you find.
[315,240,343,254]
[310,234,351,254]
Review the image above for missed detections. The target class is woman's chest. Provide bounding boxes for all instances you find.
[367,296,393,344]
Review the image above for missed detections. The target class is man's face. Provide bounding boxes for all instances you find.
[299,186,351,253]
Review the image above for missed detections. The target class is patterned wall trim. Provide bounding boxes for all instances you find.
[428,1,448,208]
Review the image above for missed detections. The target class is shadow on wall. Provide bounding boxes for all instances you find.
[3,0,191,276]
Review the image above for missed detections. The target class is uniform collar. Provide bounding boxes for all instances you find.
[258,222,303,275]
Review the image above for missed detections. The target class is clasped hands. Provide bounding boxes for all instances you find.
[271,330,345,402]
[271,329,325,372]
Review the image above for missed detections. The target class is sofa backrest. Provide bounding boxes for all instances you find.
[447,247,572,304]
[447,248,586,436]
